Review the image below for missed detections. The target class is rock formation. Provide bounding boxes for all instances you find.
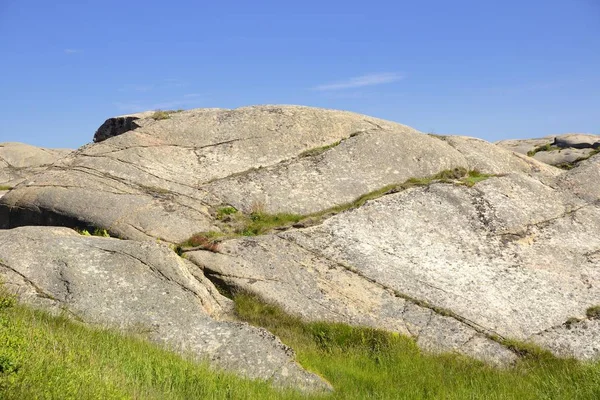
[0,105,599,390]
[0,142,71,198]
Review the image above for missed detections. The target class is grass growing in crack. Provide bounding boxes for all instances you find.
[0,287,301,399]
[75,228,111,238]
[527,143,561,157]
[180,168,496,252]
[299,140,342,158]
[555,148,600,170]
[0,185,12,191]
[234,292,600,400]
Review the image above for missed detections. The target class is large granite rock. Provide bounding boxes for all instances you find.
[1,105,598,369]
[0,142,71,187]
[189,172,600,363]
[0,226,330,392]
[0,106,549,241]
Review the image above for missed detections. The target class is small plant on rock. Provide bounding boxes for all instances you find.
[151,110,171,120]
[586,305,600,320]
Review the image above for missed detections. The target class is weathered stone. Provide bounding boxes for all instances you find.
[93,111,155,143]
[188,172,600,362]
[0,142,71,187]
[553,133,600,149]
[0,226,330,392]
[495,137,554,156]
[0,106,469,240]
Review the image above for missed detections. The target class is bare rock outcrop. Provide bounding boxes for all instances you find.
[1,105,598,371]
[0,142,71,188]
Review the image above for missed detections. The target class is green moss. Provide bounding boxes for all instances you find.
[0,185,12,191]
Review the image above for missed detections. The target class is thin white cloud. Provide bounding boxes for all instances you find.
[64,49,78,54]
[183,93,202,98]
[118,84,155,93]
[313,72,403,91]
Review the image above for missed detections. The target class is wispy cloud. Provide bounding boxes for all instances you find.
[313,72,403,91]
[64,49,78,54]
[183,93,202,98]
[118,84,155,93]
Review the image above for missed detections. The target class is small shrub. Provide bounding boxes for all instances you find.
[151,110,170,120]
[182,232,222,252]
[586,305,600,320]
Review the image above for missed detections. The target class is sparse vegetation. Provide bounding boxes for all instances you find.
[555,148,600,170]
[75,228,111,237]
[151,110,171,120]
[527,143,561,157]
[0,185,12,191]
[586,305,600,320]
[299,140,342,158]
[180,169,496,253]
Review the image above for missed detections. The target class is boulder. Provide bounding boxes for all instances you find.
[0,142,71,187]
[553,133,600,149]
[1,105,598,367]
[0,226,330,392]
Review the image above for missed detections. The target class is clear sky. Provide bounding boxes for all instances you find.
[0,0,598,149]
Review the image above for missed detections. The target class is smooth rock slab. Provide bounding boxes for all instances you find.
[0,142,71,187]
[187,173,600,363]
[0,226,330,392]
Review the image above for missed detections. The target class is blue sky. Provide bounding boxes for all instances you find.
[0,0,598,149]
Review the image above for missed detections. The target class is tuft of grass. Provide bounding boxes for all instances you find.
[234,292,600,400]
[181,169,496,252]
[0,289,302,399]
[299,141,342,158]
[555,148,600,170]
[151,110,171,120]
[527,143,560,157]
[0,185,12,191]
[75,228,111,238]
[586,305,600,320]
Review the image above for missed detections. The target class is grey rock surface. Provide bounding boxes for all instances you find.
[496,133,600,168]
[188,171,600,362]
[0,142,71,187]
[1,105,599,368]
[0,106,557,241]
[0,226,330,392]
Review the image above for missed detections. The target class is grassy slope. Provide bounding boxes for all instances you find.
[2,289,600,399]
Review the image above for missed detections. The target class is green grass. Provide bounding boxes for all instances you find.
[234,293,600,400]
[299,141,342,158]
[3,283,600,399]
[0,287,303,400]
[527,143,561,157]
[0,185,12,191]
[180,168,496,252]
[151,110,171,120]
